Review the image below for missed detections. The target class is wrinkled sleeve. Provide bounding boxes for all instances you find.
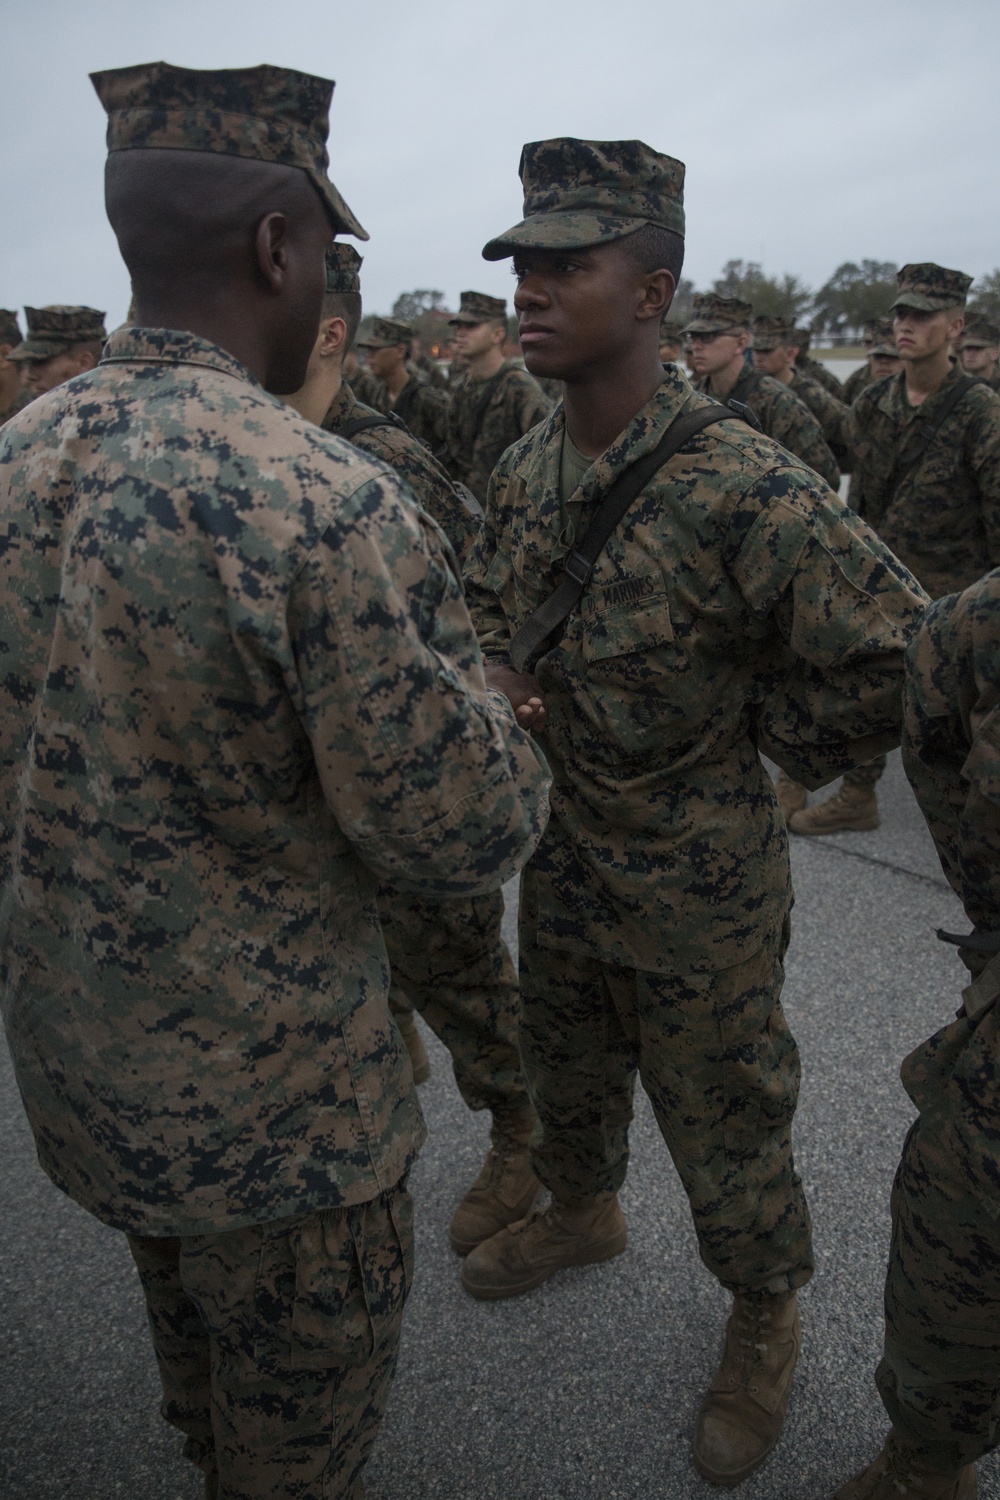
[462,464,517,664]
[288,472,550,895]
[902,578,1000,932]
[728,468,930,787]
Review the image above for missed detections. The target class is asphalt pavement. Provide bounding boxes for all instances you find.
[2,752,998,1499]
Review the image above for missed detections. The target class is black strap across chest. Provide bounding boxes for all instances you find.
[884,373,983,500]
[337,412,406,441]
[508,401,752,674]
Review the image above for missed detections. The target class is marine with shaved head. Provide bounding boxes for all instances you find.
[0,60,549,1500]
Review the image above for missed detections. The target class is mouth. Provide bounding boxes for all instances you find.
[519,324,555,346]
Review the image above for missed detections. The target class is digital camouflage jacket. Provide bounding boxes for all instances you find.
[446,361,552,504]
[850,364,1000,598]
[901,569,1000,1196]
[322,381,480,566]
[371,370,449,455]
[842,361,872,406]
[797,353,845,400]
[0,328,550,1237]
[697,365,840,489]
[465,366,927,975]
[788,367,853,472]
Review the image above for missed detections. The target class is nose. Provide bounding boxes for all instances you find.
[513,272,549,313]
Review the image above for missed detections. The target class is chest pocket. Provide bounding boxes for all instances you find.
[581,586,674,668]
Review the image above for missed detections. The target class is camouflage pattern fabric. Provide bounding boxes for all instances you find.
[892,262,973,313]
[0,325,551,1237]
[378,885,532,1123]
[788,366,853,471]
[0,308,22,346]
[450,291,507,325]
[873,570,1000,1471]
[345,362,383,409]
[410,351,448,389]
[323,382,531,1124]
[684,292,751,334]
[697,363,841,489]
[90,61,367,240]
[357,316,412,349]
[518,895,813,1294]
[322,380,479,564]
[369,369,450,455]
[850,363,1000,597]
[797,352,846,400]
[464,363,928,977]
[446,361,552,503]
[483,137,684,260]
[128,1181,412,1498]
[843,362,873,406]
[7,303,107,362]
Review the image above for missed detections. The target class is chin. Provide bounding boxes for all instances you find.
[522,345,573,382]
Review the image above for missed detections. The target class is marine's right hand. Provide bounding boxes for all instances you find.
[485,664,547,731]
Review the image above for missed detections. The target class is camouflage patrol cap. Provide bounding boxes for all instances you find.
[355,316,412,349]
[481,137,685,261]
[868,317,898,357]
[0,309,22,347]
[750,314,795,351]
[325,242,362,294]
[90,61,367,240]
[683,293,752,335]
[961,316,1000,349]
[892,262,972,313]
[7,305,107,362]
[450,291,507,326]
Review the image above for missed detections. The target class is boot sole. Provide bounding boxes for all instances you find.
[788,816,879,836]
[449,1184,542,1257]
[460,1227,627,1301]
[691,1429,782,1488]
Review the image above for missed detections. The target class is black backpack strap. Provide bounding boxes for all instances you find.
[886,374,983,500]
[509,402,746,674]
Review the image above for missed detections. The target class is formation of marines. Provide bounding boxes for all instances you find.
[0,54,998,1500]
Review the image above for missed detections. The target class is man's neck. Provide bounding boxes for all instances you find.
[903,347,954,407]
[286,362,342,427]
[706,352,747,402]
[467,346,506,382]
[384,362,409,402]
[562,348,666,460]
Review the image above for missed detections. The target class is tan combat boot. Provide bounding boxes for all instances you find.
[829,1432,978,1498]
[460,1192,627,1300]
[788,782,879,836]
[395,1007,430,1084]
[449,1111,542,1255]
[775,770,808,822]
[692,1291,801,1487]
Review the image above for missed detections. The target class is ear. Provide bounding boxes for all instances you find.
[255,211,290,293]
[734,329,750,354]
[76,349,99,373]
[637,269,676,323]
[948,311,966,343]
[319,316,348,358]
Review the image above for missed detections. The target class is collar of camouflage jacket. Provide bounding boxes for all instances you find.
[879,358,967,427]
[517,364,707,539]
[323,378,356,430]
[100,326,258,387]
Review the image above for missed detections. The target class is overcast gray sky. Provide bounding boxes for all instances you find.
[4,0,998,327]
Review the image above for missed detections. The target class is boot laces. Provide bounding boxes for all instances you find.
[729,1300,774,1392]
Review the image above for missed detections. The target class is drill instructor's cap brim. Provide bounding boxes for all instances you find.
[482,137,685,262]
[90,60,368,241]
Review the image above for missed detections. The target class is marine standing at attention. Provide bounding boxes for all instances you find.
[461,135,927,1488]
[445,290,552,503]
[286,242,545,1257]
[0,60,549,1500]
[6,303,108,396]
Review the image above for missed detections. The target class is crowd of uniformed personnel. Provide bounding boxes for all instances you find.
[0,55,998,1500]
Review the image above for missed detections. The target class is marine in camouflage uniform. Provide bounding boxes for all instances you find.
[0,62,550,1500]
[286,243,542,1255]
[460,134,928,1487]
[792,265,1000,840]
[409,334,449,390]
[356,315,449,453]
[792,325,846,399]
[0,308,32,424]
[843,319,880,406]
[343,348,383,407]
[827,570,1000,1500]
[752,314,853,473]
[446,290,552,503]
[960,316,1000,393]
[6,303,107,397]
[659,313,685,364]
[686,293,841,489]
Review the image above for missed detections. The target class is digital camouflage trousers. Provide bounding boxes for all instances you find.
[128,1182,412,1499]
[378,883,533,1127]
[518,900,814,1297]
[877,1003,1000,1473]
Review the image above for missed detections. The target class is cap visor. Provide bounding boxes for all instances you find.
[316,176,369,241]
[891,293,940,312]
[449,314,481,325]
[683,320,730,334]
[6,342,64,361]
[482,210,651,262]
